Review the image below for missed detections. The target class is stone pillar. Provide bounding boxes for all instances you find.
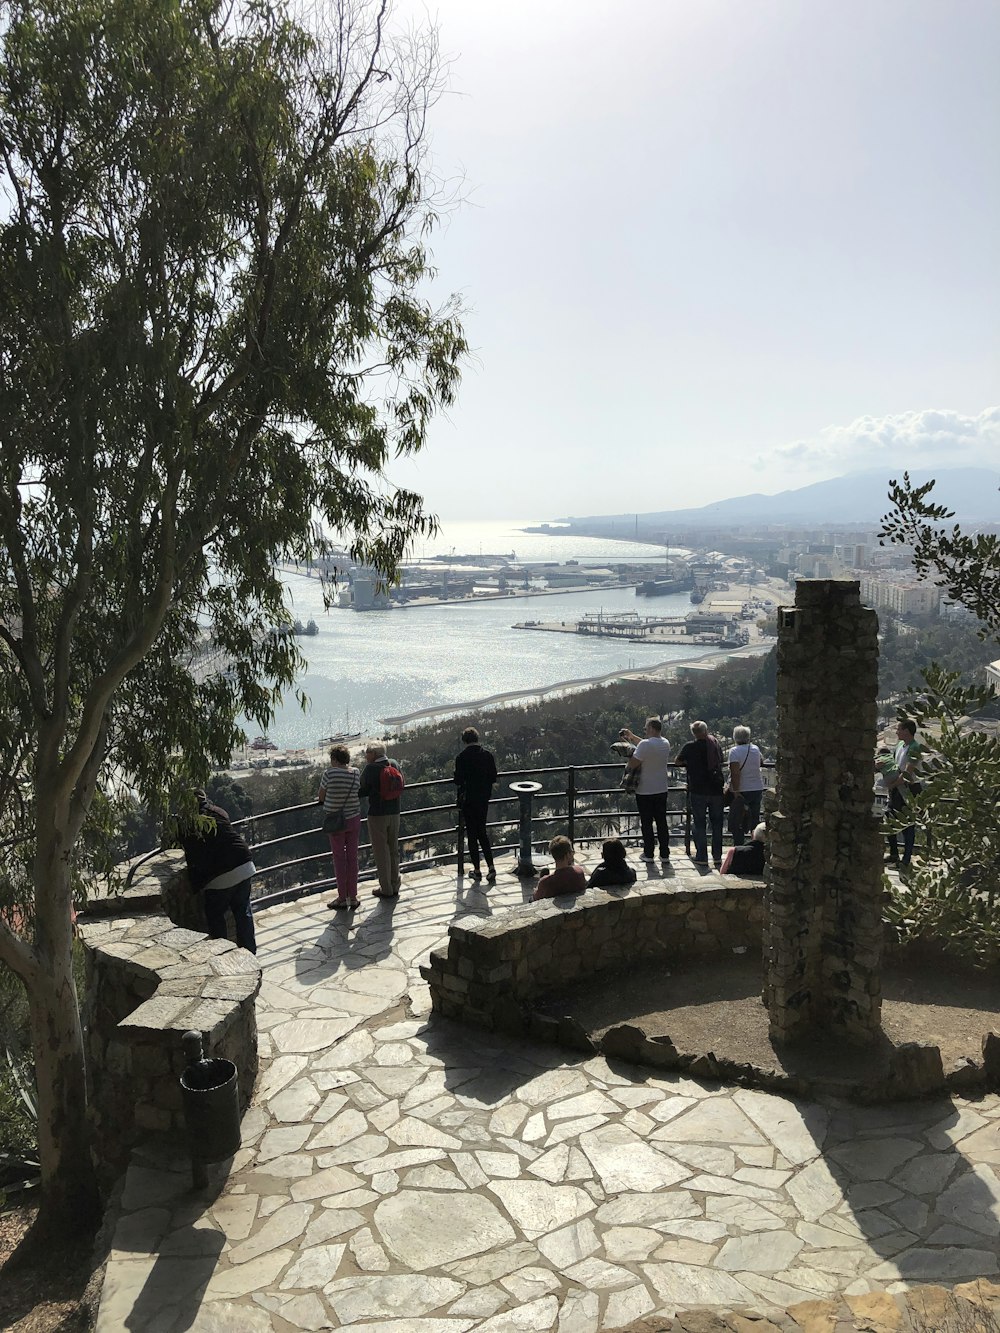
[764,579,884,1043]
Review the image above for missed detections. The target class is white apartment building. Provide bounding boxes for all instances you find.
[860,575,941,616]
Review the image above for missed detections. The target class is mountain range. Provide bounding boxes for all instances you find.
[569,467,1000,529]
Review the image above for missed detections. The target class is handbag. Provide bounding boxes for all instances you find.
[707,736,726,798]
[323,809,347,834]
[727,792,747,838]
[620,765,641,795]
[322,772,357,834]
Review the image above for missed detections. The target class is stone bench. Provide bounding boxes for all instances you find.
[420,879,764,1032]
[78,914,261,1184]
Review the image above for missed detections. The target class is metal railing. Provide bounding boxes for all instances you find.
[205,762,775,910]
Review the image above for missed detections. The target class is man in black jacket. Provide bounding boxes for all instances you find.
[180,791,257,953]
[454,726,498,882]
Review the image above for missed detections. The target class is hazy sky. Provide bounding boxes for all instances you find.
[384,0,999,520]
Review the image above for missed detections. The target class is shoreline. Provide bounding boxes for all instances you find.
[378,641,773,730]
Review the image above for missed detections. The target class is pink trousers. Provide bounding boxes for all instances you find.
[329,814,361,901]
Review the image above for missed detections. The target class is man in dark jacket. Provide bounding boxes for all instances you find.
[454,726,498,882]
[180,790,257,952]
[359,743,403,898]
[675,720,726,869]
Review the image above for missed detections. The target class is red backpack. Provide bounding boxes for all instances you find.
[379,762,405,801]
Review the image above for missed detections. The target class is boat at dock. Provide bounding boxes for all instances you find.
[318,731,363,746]
[636,576,692,597]
[318,709,362,747]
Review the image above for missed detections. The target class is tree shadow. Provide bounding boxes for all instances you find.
[413,1015,599,1107]
[99,1153,232,1332]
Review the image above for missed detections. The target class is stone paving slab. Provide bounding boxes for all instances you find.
[95,859,1000,1331]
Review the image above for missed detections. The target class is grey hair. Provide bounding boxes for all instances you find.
[367,741,387,759]
[752,822,767,842]
[691,720,708,738]
[733,725,751,744]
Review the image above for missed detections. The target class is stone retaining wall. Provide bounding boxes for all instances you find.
[420,881,765,1031]
[78,914,261,1185]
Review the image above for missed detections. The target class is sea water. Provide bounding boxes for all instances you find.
[250,520,718,748]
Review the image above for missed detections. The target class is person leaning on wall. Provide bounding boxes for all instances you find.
[179,789,257,953]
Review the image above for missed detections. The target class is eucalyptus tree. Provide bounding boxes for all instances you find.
[0,0,464,1237]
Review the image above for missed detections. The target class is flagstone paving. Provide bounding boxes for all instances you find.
[95,861,1000,1331]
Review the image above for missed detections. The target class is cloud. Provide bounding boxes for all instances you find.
[768,406,1000,472]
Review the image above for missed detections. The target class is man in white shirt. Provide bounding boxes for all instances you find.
[622,716,672,862]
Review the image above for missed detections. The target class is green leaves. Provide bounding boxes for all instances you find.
[879,475,1000,960]
[883,668,1000,962]
[882,472,1000,635]
[0,0,465,908]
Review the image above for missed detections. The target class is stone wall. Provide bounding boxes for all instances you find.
[78,914,261,1185]
[764,579,884,1043]
[158,852,214,935]
[420,881,764,1031]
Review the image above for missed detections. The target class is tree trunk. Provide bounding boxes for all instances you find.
[27,850,100,1241]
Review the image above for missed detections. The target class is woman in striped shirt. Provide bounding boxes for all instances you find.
[317,745,362,909]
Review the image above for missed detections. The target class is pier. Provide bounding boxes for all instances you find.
[514,608,749,647]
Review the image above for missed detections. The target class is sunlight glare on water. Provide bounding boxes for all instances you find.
[258,520,710,746]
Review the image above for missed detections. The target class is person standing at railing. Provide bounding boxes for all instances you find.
[454,726,498,883]
[886,718,923,869]
[360,742,404,898]
[317,744,362,910]
[676,720,726,869]
[620,716,672,862]
[727,725,765,845]
[180,790,257,953]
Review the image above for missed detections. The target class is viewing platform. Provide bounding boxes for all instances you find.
[93,850,1000,1332]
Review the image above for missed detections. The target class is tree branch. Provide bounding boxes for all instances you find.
[0,911,39,988]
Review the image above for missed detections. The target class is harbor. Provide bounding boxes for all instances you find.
[247,536,792,751]
[511,573,786,650]
[514,608,753,648]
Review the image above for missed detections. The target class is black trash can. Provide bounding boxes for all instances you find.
[179,1030,241,1187]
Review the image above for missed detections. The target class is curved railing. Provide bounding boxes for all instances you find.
[212,761,775,910]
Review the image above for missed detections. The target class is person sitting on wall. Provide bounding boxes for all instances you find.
[533,835,587,900]
[720,822,766,876]
[180,789,257,953]
[586,838,637,889]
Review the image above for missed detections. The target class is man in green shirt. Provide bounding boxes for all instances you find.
[887,719,922,868]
